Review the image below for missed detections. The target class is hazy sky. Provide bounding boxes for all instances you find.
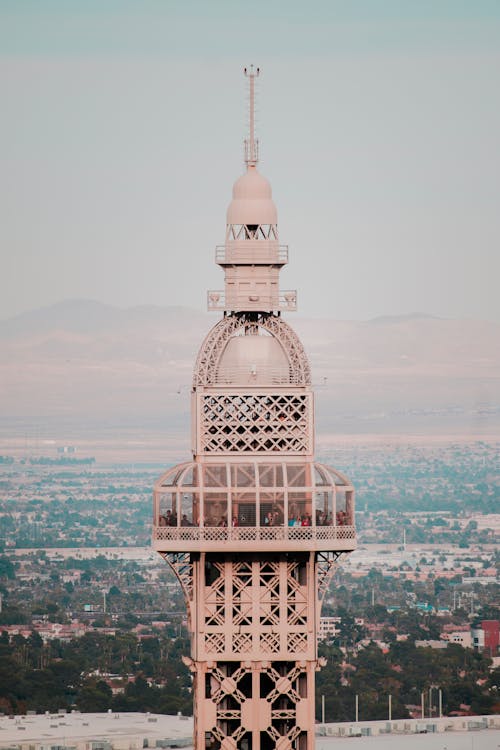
[1,0,499,322]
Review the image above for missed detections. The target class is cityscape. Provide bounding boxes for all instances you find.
[1,1,499,749]
[0,436,498,726]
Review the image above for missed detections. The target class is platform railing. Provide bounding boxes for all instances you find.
[153,524,356,543]
[215,243,289,264]
[207,290,297,312]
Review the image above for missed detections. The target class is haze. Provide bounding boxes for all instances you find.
[1,0,499,323]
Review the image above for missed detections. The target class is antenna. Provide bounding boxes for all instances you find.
[244,65,260,167]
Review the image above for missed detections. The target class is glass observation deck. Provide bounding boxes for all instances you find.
[152,460,356,553]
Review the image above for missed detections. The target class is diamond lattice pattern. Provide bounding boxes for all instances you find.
[202,393,310,453]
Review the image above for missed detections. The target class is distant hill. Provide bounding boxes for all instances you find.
[1,300,499,437]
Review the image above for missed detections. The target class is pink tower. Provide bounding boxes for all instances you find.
[152,67,356,750]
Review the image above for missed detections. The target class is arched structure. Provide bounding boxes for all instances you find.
[193,313,311,387]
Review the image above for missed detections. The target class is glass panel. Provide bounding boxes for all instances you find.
[336,490,347,525]
[286,464,307,487]
[314,466,329,486]
[231,464,255,488]
[161,467,184,487]
[181,465,198,487]
[203,492,229,527]
[233,492,256,527]
[260,492,284,527]
[315,492,333,526]
[203,464,227,487]
[180,492,198,526]
[345,490,354,525]
[333,471,347,487]
[158,492,177,526]
[288,492,312,526]
[258,463,284,487]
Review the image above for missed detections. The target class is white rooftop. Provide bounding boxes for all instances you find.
[0,711,192,749]
[1,713,499,750]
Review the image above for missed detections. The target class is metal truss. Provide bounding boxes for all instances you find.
[193,312,311,387]
[201,392,310,453]
[201,558,310,658]
[316,551,344,603]
[160,552,194,622]
[205,660,308,749]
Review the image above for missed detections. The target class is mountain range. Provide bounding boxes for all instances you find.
[1,300,499,439]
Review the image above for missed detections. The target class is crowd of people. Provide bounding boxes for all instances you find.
[158,507,350,528]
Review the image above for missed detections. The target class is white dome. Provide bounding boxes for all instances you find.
[216,333,289,385]
[226,166,278,225]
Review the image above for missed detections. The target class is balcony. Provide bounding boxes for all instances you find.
[215,243,289,265]
[152,523,356,554]
[207,290,297,313]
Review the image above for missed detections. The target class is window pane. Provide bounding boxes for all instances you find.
[259,464,284,487]
[158,492,177,526]
[231,464,255,487]
[181,465,199,487]
[180,492,198,526]
[161,468,183,487]
[233,492,256,527]
[336,490,347,525]
[203,492,229,527]
[315,492,333,526]
[314,466,329,486]
[288,492,312,526]
[260,492,284,527]
[203,464,227,487]
[286,464,307,487]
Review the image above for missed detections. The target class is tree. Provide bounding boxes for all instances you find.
[77,680,113,712]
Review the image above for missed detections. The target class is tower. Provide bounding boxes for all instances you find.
[152,68,356,750]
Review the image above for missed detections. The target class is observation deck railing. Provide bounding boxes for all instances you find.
[152,523,356,552]
[215,243,289,265]
[207,290,297,313]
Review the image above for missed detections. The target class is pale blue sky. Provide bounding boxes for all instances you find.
[1,0,499,321]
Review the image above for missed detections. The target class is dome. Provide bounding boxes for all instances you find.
[226,166,278,225]
[216,332,290,384]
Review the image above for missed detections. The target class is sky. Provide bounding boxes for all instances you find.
[1,0,499,322]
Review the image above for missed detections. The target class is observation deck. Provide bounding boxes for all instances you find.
[152,459,356,554]
[153,523,355,554]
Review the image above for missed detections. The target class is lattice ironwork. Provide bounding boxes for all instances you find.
[201,651,314,745]
[160,552,193,601]
[232,561,253,626]
[316,550,344,602]
[193,312,311,386]
[204,562,226,627]
[205,632,226,654]
[201,558,311,658]
[264,663,303,705]
[260,632,281,653]
[286,562,308,626]
[287,633,308,652]
[154,524,356,546]
[232,633,252,652]
[201,392,310,453]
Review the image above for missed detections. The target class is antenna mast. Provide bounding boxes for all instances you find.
[244,65,260,167]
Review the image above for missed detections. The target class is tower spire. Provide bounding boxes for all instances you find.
[244,65,260,168]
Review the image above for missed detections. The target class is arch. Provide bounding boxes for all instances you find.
[193,313,311,386]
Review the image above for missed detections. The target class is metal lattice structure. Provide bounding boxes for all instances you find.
[193,313,311,387]
[153,68,356,750]
[200,393,311,454]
